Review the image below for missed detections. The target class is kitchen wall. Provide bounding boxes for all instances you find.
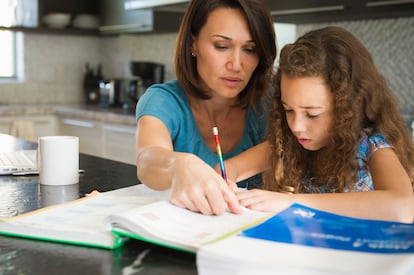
[296,17,414,116]
[0,17,413,115]
[0,32,177,105]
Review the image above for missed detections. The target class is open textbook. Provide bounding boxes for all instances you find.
[0,184,270,251]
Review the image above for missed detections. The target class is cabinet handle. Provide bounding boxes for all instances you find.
[103,125,136,134]
[62,119,94,128]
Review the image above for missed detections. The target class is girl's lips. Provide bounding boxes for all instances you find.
[297,138,310,145]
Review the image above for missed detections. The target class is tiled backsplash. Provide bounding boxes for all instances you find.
[0,17,413,114]
[297,17,414,115]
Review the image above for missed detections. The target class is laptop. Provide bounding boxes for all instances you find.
[0,150,38,175]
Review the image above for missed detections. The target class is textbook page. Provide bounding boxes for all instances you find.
[108,201,271,253]
[0,190,160,249]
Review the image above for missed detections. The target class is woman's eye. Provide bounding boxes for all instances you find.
[244,47,257,54]
[214,44,228,50]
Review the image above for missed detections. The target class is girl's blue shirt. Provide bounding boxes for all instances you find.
[302,130,392,193]
[136,80,268,188]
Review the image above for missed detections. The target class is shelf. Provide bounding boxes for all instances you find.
[0,26,100,36]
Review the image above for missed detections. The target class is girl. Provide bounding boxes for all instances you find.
[227,26,414,223]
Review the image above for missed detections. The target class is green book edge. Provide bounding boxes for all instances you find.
[0,230,128,250]
[111,228,196,254]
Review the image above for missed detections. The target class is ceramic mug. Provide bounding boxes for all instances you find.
[38,136,79,185]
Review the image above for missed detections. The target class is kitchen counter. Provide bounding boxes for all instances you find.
[0,105,138,164]
[0,104,136,126]
[0,133,197,275]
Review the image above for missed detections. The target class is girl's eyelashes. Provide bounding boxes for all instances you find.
[307,114,320,119]
[283,108,320,119]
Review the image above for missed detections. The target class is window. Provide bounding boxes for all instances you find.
[0,0,24,82]
[0,30,18,79]
[273,23,296,66]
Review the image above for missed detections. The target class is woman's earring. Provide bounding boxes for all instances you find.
[191,52,196,57]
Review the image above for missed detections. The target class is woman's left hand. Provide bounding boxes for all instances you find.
[237,189,294,213]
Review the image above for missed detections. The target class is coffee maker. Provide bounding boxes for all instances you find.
[130,61,164,93]
[117,61,165,113]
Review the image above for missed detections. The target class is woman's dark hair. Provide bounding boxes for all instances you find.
[174,0,277,109]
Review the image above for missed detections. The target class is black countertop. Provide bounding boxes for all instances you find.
[0,134,197,275]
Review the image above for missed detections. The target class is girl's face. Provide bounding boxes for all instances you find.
[191,8,259,99]
[281,74,334,151]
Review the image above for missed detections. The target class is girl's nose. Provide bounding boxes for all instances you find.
[290,115,306,133]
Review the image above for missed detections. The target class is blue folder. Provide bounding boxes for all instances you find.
[241,203,414,254]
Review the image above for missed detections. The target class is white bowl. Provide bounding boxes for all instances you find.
[43,13,71,28]
[73,14,100,29]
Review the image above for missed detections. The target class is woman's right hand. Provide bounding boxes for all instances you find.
[169,154,241,215]
[136,116,240,215]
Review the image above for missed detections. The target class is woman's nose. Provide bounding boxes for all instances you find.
[226,50,242,71]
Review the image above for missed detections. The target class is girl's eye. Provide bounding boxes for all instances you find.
[307,114,319,119]
[284,109,293,114]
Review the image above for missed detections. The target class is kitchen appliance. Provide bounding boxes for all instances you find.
[99,78,140,112]
[130,61,165,91]
[83,63,103,105]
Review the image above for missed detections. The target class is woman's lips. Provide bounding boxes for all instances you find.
[222,77,242,88]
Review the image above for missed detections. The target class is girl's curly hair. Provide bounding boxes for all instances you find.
[263,26,414,193]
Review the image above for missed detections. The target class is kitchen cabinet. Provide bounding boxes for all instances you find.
[0,106,136,164]
[125,0,414,24]
[58,116,136,165]
[0,115,57,142]
[59,117,103,157]
[102,124,136,165]
[100,0,183,34]
[0,0,100,36]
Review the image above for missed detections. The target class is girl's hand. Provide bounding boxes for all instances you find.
[237,189,294,213]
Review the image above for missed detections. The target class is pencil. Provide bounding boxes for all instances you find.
[212,126,227,181]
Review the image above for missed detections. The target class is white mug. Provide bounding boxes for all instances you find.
[38,136,79,186]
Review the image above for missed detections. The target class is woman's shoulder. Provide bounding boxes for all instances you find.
[146,80,185,98]
[138,80,189,108]
[136,80,191,118]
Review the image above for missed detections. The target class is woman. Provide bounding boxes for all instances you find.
[225,26,414,223]
[135,0,277,215]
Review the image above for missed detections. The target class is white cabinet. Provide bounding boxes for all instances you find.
[0,115,57,142]
[102,124,136,165]
[58,117,136,165]
[59,118,102,157]
[0,107,136,165]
